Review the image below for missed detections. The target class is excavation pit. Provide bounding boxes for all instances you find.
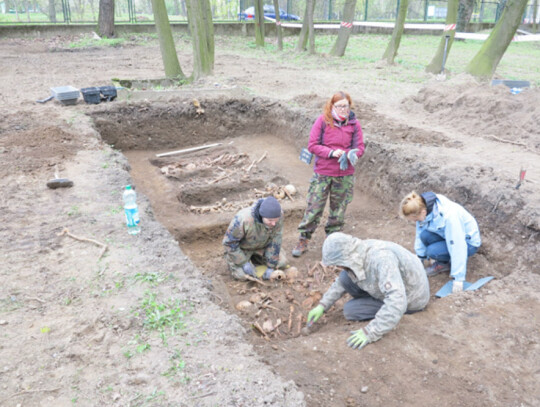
[91,96,539,407]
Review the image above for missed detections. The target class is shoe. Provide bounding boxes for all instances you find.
[292,237,309,257]
[425,262,451,277]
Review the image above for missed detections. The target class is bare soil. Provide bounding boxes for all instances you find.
[1,34,539,407]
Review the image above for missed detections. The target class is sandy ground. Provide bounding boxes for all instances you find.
[0,33,539,407]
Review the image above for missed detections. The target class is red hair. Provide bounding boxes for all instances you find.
[323,91,353,127]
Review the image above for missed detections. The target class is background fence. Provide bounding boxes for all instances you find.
[0,0,538,25]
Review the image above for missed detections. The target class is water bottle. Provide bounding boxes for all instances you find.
[123,185,140,235]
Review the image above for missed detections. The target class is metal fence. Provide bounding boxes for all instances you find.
[0,0,538,25]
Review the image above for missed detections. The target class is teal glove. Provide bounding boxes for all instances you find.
[307,305,324,327]
[338,153,348,170]
[347,149,359,166]
[347,329,370,350]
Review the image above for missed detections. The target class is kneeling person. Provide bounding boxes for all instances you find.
[223,196,287,280]
[307,233,429,350]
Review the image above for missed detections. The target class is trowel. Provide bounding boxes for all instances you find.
[46,165,74,189]
[435,276,494,298]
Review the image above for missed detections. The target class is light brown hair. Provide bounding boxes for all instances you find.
[399,191,426,218]
[323,91,353,127]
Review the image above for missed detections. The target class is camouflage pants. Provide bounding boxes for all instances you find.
[228,249,288,280]
[297,173,354,239]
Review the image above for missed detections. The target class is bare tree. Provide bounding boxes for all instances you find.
[186,0,214,78]
[98,0,115,38]
[151,0,185,79]
[382,0,409,64]
[330,0,357,57]
[254,0,265,47]
[533,0,538,33]
[425,0,459,74]
[295,0,316,53]
[272,0,283,50]
[48,0,56,22]
[466,0,529,78]
[457,0,475,32]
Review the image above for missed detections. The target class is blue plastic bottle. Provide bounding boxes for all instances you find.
[123,185,141,235]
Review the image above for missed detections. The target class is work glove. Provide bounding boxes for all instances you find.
[262,267,274,280]
[347,328,370,350]
[347,149,360,166]
[242,261,256,277]
[307,304,324,327]
[452,280,464,293]
[338,153,348,171]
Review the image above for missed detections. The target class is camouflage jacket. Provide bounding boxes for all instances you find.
[222,199,283,268]
[320,233,430,343]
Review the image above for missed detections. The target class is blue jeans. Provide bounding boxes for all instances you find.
[420,230,479,263]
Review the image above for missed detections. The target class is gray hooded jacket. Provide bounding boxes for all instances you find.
[320,233,430,343]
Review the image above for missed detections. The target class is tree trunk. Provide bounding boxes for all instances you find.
[172,0,180,15]
[186,0,214,79]
[296,0,316,53]
[466,0,529,79]
[307,0,316,54]
[533,0,538,33]
[151,0,185,79]
[254,0,265,47]
[330,0,357,57]
[272,0,283,50]
[382,0,408,63]
[425,0,459,73]
[98,0,115,38]
[48,0,56,22]
[456,0,475,32]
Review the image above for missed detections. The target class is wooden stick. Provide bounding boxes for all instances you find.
[156,143,222,158]
[57,228,108,260]
[296,313,303,336]
[2,388,61,403]
[485,135,535,152]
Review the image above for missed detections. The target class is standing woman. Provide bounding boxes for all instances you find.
[292,91,365,257]
[399,191,481,293]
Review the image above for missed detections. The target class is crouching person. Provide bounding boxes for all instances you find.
[307,232,429,350]
[223,196,287,281]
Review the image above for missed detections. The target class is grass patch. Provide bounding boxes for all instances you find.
[216,33,540,86]
[68,36,125,49]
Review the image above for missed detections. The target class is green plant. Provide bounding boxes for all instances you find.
[137,291,191,335]
[67,205,80,216]
[162,349,186,378]
[132,272,167,286]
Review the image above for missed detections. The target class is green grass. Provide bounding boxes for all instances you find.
[68,36,126,49]
[137,291,191,335]
[217,33,540,86]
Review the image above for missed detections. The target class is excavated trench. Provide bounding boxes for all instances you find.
[90,95,538,406]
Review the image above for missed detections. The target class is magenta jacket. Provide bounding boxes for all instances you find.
[308,112,364,177]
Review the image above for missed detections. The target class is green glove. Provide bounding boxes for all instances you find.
[307,305,324,326]
[347,329,370,350]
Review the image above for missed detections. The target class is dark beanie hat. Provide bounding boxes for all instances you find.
[259,196,282,218]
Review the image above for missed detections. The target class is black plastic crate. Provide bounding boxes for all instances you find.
[81,87,101,104]
[100,86,117,101]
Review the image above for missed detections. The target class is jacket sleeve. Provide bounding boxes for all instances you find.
[363,251,408,343]
[414,222,427,258]
[308,116,333,158]
[444,213,468,282]
[319,277,347,310]
[263,219,283,268]
[350,123,365,157]
[222,215,249,266]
